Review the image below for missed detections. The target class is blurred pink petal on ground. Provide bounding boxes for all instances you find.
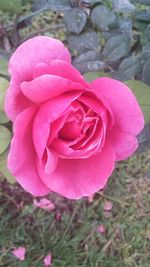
[56,212,61,221]
[12,246,26,261]
[44,254,52,267]
[33,198,55,211]
[88,193,95,203]
[103,201,113,211]
[97,224,106,234]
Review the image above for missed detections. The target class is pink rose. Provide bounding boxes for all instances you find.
[5,36,144,199]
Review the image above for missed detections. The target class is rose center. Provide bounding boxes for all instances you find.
[59,120,81,141]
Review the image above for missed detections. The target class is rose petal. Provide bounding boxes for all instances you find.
[48,113,70,144]
[38,140,115,199]
[44,148,58,174]
[51,117,104,159]
[12,247,26,261]
[5,36,71,121]
[51,136,100,159]
[56,212,61,221]
[103,201,113,211]
[33,91,82,160]
[33,59,88,87]
[108,127,138,160]
[5,79,33,122]
[8,107,50,196]
[9,36,71,81]
[97,224,106,234]
[33,198,55,211]
[79,94,106,116]
[88,193,95,203]
[91,78,144,160]
[91,78,144,135]
[21,74,85,103]
[44,254,52,267]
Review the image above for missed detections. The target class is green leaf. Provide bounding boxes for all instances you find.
[136,0,150,5]
[67,30,99,55]
[0,0,22,13]
[111,71,131,81]
[112,0,135,13]
[0,150,15,184]
[135,10,150,22]
[91,6,116,30]
[103,35,130,62]
[0,126,11,155]
[0,77,9,111]
[0,57,9,76]
[119,55,143,78]
[63,8,87,34]
[84,71,110,82]
[125,80,150,123]
[133,19,148,31]
[142,58,150,86]
[33,0,71,12]
[0,111,9,124]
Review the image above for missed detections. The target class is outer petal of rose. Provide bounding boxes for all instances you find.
[38,140,115,199]
[91,78,144,135]
[91,78,144,160]
[21,74,85,103]
[44,148,58,174]
[33,91,82,160]
[5,36,71,121]
[9,36,71,80]
[108,127,138,160]
[5,79,34,121]
[8,107,50,196]
[33,60,88,87]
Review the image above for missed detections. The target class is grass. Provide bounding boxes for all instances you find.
[0,151,150,267]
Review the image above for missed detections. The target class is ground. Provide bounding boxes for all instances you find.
[0,151,150,267]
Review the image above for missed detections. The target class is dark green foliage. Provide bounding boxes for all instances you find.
[103,35,130,62]
[91,5,116,30]
[67,30,100,54]
[63,7,87,34]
